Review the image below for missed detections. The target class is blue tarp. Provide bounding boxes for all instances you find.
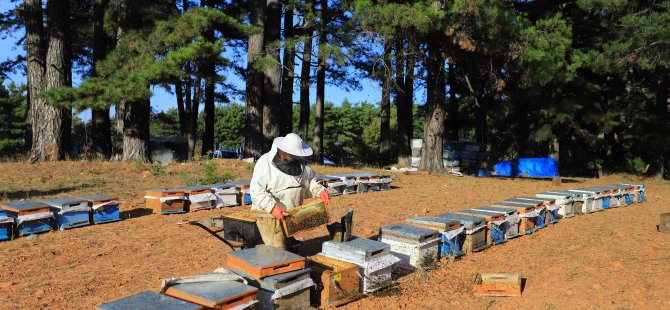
[493,157,558,178]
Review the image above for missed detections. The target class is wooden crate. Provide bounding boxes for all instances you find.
[473,273,522,297]
[145,189,187,215]
[307,254,361,308]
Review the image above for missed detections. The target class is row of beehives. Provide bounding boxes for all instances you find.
[96,183,646,309]
[316,173,393,195]
[145,173,394,215]
[0,195,121,241]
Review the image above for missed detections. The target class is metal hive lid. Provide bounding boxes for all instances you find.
[226,180,250,186]
[471,205,517,214]
[79,194,117,201]
[328,238,389,253]
[380,223,439,239]
[207,183,234,190]
[517,197,555,203]
[536,191,574,199]
[42,197,87,208]
[1,200,49,211]
[97,291,200,310]
[503,198,540,206]
[228,245,304,268]
[168,280,256,303]
[435,213,485,225]
[406,216,459,225]
[177,185,212,192]
[261,268,311,288]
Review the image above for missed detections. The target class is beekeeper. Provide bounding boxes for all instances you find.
[249,133,330,249]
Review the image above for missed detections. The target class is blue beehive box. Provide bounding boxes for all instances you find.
[0,200,54,236]
[42,197,91,230]
[0,215,15,241]
[79,194,122,224]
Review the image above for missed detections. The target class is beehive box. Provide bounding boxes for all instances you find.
[164,280,258,310]
[226,245,306,278]
[227,180,252,206]
[470,206,521,239]
[490,202,540,234]
[473,273,522,297]
[178,185,217,212]
[220,211,262,247]
[322,238,390,265]
[42,197,91,230]
[325,175,358,194]
[315,175,346,196]
[404,217,464,259]
[320,252,398,293]
[535,191,576,218]
[379,223,440,270]
[615,184,637,205]
[329,174,373,193]
[0,215,15,241]
[96,291,201,310]
[568,189,602,212]
[567,190,595,214]
[434,213,488,254]
[456,210,508,245]
[0,200,54,236]
[516,197,561,224]
[208,183,239,208]
[307,254,361,308]
[79,194,121,224]
[233,268,313,310]
[619,183,645,203]
[145,189,188,215]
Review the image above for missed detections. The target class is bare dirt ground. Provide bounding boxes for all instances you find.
[0,160,668,309]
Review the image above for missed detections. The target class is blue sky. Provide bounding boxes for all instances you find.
[0,2,426,122]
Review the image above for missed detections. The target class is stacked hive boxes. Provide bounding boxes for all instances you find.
[42,197,91,230]
[404,216,464,259]
[379,223,440,270]
[227,245,313,309]
[0,200,54,237]
[456,209,508,245]
[80,194,122,224]
[321,238,400,293]
[163,280,258,309]
[435,213,488,254]
[470,206,522,239]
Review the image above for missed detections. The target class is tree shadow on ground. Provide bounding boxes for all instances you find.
[1,186,83,201]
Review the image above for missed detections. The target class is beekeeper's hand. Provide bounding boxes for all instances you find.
[320,191,331,203]
[271,205,288,220]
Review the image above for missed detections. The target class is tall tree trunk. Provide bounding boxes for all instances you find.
[263,0,282,146]
[188,78,202,158]
[394,38,409,166]
[280,3,295,135]
[649,75,669,178]
[244,0,266,159]
[298,30,313,140]
[419,39,445,173]
[175,79,186,135]
[403,43,415,158]
[446,62,459,141]
[114,1,150,162]
[119,98,151,162]
[313,0,327,164]
[25,0,46,162]
[379,42,392,164]
[90,0,112,159]
[201,0,216,156]
[27,0,71,163]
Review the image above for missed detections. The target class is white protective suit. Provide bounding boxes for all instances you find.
[249,143,326,213]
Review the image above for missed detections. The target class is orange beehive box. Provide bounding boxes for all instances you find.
[145,189,188,215]
[307,254,361,308]
[473,273,522,297]
[226,245,306,278]
[164,280,258,310]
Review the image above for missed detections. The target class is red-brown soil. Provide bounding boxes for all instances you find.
[0,160,668,309]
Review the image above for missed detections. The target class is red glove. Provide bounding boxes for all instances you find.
[271,205,286,220]
[320,191,331,203]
